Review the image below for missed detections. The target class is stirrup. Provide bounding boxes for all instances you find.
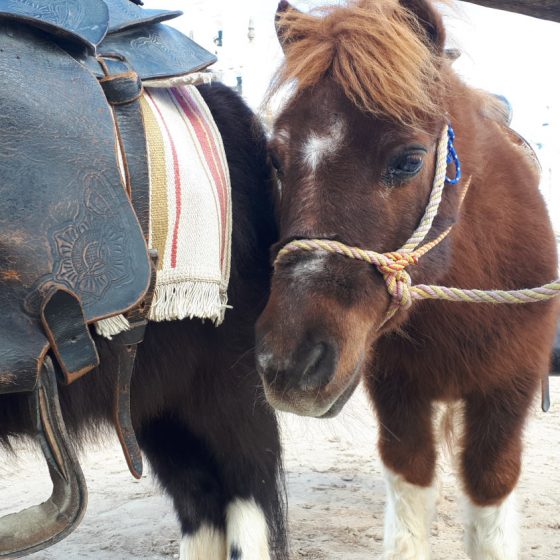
[0,358,87,558]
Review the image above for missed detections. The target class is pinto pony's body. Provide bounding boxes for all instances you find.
[1,83,286,560]
[256,1,559,558]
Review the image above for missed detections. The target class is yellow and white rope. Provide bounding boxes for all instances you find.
[400,129,449,252]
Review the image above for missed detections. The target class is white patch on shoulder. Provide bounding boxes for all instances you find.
[464,491,519,560]
[302,119,346,173]
[226,498,270,560]
[383,466,437,560]
[180,525,226,560]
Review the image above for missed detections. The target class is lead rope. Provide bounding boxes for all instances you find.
[274,125,560,323]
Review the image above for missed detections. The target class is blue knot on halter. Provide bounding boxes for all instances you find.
[446,125,461,185]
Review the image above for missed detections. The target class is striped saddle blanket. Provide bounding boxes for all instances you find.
[97,85,231,337]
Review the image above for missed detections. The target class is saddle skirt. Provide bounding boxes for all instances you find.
[0,2,225,555]
[0,0,218,393]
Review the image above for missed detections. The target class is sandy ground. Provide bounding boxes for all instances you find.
[1,379,559,560]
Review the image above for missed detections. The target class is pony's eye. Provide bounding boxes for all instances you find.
[390,152,425,175]
[385,150,426,185]
[395,154,424,174]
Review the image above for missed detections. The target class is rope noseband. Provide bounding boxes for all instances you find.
[274,125,560,324]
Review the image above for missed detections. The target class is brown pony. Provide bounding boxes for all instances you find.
[255,1,559,558]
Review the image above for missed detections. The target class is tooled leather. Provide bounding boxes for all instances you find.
[0,0,215,396]
[97,23,217,80]
[0,0,109,50]
[0,1,216,81]
[0,21,151,394]
[106,1,182,34]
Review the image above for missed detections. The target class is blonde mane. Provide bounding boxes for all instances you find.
[272,0,445,126]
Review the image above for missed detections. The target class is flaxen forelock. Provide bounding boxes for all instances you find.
[272,0,445,127]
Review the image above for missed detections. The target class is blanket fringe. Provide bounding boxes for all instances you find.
[94,282,228,339]
[95,314,131,339]
[149,281,228,325]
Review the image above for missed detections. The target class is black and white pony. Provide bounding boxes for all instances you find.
[0,83,286,560]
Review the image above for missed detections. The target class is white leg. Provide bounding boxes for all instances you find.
[226,498,270,560]
[180,525,226,560]
[464,491,519,560]
[383,466,437,560]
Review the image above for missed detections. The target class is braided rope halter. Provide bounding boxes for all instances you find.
[274,125,560,325]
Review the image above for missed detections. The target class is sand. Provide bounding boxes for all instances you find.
[1,379,559,559]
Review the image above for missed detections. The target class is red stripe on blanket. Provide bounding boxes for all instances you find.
[147,89,183,269]
[171,87,228,268]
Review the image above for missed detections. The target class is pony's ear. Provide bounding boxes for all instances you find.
[275,1,303,51]
[400,0,446,53]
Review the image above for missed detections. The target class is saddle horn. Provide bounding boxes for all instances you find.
[0,358,88,558]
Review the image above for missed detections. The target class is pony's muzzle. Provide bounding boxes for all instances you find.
[256,338,338,396]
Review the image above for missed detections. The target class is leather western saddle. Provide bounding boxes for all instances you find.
[0,1,216,556]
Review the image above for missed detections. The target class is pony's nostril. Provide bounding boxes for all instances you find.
[256,339,336,392]
[255,342,288,385]
[301,342,326,376]
[299,342,336,391]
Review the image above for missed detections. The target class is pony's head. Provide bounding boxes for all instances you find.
[256,0,460,417]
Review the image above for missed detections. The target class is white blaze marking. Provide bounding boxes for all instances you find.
[289,253,328,281]
[226,498,270,560]
[302,120,345,173]
[464,491,519,560]
[383,467,437,560]
[180,525,226,560]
